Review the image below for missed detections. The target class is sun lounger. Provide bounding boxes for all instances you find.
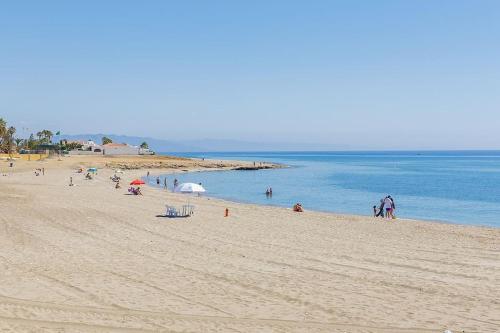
[166,206,178,217]
[182,205,195,216]
[165,205,194,218]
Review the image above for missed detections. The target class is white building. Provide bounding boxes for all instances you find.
[68,141,154,156]
[139,147,154,155]
[67,140,104,155]
[103,143,140,155]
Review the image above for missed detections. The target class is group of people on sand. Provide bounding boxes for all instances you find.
[373,195,396,219]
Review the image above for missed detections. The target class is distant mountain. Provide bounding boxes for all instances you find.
[54,133,347,152]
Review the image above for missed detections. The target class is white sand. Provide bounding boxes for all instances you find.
[0,157,499,332]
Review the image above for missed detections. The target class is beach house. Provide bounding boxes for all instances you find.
[101,143,154,155]
[102,143,138,155]
[67,140,104,155]
[66,141,154,155]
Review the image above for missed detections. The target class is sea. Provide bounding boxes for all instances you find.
[151,151,500,228]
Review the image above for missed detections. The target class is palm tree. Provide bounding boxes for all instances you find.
[15,138,24,149]
[0,118,6,138]
[43,130,54,143]
[27,134,36,149]
[6,126,16,154]
[0,119,16,153]
[0,118,6,152]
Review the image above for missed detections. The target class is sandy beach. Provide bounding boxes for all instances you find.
[0,156,499,333]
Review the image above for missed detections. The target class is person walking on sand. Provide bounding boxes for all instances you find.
[164,178,167,189]
[384,196,393,219]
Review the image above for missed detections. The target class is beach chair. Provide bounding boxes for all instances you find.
[182,205,194,216]
[165,205,193,218]
[166,205,178,217]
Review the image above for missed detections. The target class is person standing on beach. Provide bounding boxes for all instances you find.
[164,178,167,189]
[388,195,396,218]
[384,196,393,219]
[376,199,385,217]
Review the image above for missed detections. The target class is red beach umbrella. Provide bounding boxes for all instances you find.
[130,179,145,185]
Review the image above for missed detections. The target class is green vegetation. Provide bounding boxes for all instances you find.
[59,139,83,151]
[0,118,17,153]
[0,118,152,154]
[102,136,113,145]
[0,117,59,153]
[36,130,54,144]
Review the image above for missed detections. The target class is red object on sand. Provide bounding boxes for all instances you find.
[130,179,145,185]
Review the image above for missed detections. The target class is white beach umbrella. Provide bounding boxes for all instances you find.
[174,182,206,194]
[173,182,206,209]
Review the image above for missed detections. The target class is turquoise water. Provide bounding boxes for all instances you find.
[151,151,500,227]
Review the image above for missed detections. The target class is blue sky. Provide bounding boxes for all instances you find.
[1,1,499,149]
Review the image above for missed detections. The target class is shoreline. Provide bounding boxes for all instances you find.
[6,154,496,230]
[151,165,499,231]
[0,154,284,176]
[3,156,498,233]
[0,155,499,332]
[3,154,499,230]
